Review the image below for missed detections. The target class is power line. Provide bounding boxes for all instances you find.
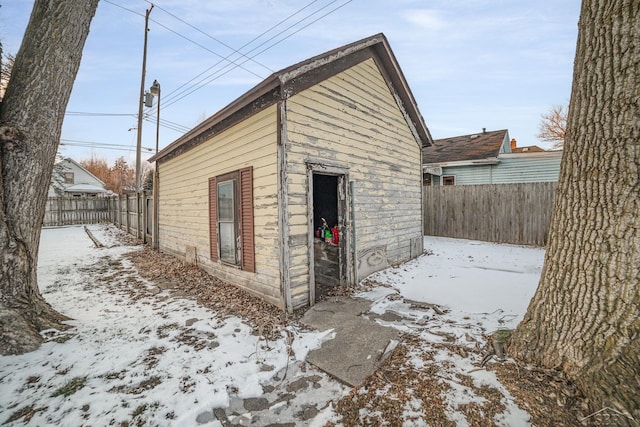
[142,116,190,133]
[103,0,266,80]
[148,17,266,80]
[147,1,274,74]
[158,0,333,108]
[161,0,352,109]
[147,0,322,106]
[65,108,190,132]
[101,0,145,17]
[249,0,354,62]
[100,0,353,127]
[60,139,154,152]
[65,111,136,117]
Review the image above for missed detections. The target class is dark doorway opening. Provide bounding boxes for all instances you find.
[312,174,340,299]
[313,175,338,231]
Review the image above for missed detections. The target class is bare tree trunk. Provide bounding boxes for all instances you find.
[509,1,640,424]
[0,0,99,355]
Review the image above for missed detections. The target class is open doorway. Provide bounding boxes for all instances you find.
[311,173,347,303]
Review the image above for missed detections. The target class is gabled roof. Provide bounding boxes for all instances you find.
[151,33,432,163]
[422,129,509,164]
[56,157,106,186]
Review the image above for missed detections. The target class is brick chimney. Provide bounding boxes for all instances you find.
[510,138,517,151]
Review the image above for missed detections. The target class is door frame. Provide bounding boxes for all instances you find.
[306,161,351,305]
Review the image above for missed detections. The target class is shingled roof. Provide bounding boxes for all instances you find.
[422,129,509,164]
[151,33,432,163]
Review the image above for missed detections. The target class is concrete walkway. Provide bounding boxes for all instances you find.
[300,296,399,387]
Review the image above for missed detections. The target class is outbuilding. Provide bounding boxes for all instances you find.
[150,33,432,312]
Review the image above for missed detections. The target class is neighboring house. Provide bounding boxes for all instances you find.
[49,157,109,197]
[422,129,562,185]
[512,145,545,153]
[149,33,431,312]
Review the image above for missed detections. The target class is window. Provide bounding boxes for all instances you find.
[62,172,74,184]
[442,175,455,186]
[217,178,238,264]
[208,167,255,272]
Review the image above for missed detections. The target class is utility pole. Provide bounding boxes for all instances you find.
[135,5,153,191]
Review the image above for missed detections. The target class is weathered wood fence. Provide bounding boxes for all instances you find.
[111,191,153,243]
[43,197,114,227]
[49,183,557,248]
[423,182,557,246]
[44,192,153,243]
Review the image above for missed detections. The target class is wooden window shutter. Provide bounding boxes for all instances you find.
[239,166,255,272]
[208,176,218,261]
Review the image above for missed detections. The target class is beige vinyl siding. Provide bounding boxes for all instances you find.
[285,58,423,306]
[158,105,281,306]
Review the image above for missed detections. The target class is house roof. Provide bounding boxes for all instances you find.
[422,129,509,164]
[513,145,545,153]
[64,184,109,193]
[57,157,106,186]
[150,33,432,163]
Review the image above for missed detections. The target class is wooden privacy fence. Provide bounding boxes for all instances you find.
[44,192,153,244]
[43,197,115,227]
[423,182,558,246]
[111,191,153,243]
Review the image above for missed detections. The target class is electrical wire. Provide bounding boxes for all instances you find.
[103,0,265,80]
[99,0,353,131]
[65,111,136,117]
[159,0,341,108]
[65,109,190,133]
[60,139,154,153]
[160,0,352,110]
[146,1,274,74]
[144,0,322,107]
[142,116,190,133]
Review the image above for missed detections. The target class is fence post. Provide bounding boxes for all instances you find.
[125,194,130,234]
[142,190,148,244]
[138,191,143,240]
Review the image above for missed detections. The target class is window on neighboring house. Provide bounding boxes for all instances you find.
[208,167,255,272]
[62,172,74,184]
[442,175,455,186]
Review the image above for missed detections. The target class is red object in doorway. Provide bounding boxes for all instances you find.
[332,226,339,244]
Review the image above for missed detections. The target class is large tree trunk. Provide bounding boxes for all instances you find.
[0,0,99,355]
[509,1,639,424]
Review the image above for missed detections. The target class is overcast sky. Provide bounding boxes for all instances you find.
[1,0,580,164]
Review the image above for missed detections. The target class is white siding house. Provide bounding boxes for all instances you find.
[150,34,431,311]
[48,158,109,197]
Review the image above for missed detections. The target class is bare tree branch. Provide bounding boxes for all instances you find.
[537,104,567,149]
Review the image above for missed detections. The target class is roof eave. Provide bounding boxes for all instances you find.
[149,77,281,163]
[151,33,433,162]
[424,157,500,168]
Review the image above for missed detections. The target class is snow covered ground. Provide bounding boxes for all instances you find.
[0,225,545,426]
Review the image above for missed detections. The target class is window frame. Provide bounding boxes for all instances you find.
[216,171,240,266]
[442,175,455,186]
[208,166,255,273]
[62,172,74,184]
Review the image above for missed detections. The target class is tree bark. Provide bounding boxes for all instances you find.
[509,1,640,424]
[0,0,99,355]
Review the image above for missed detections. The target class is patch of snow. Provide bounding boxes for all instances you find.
[1,227,545,426]
[289,327,336,361]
